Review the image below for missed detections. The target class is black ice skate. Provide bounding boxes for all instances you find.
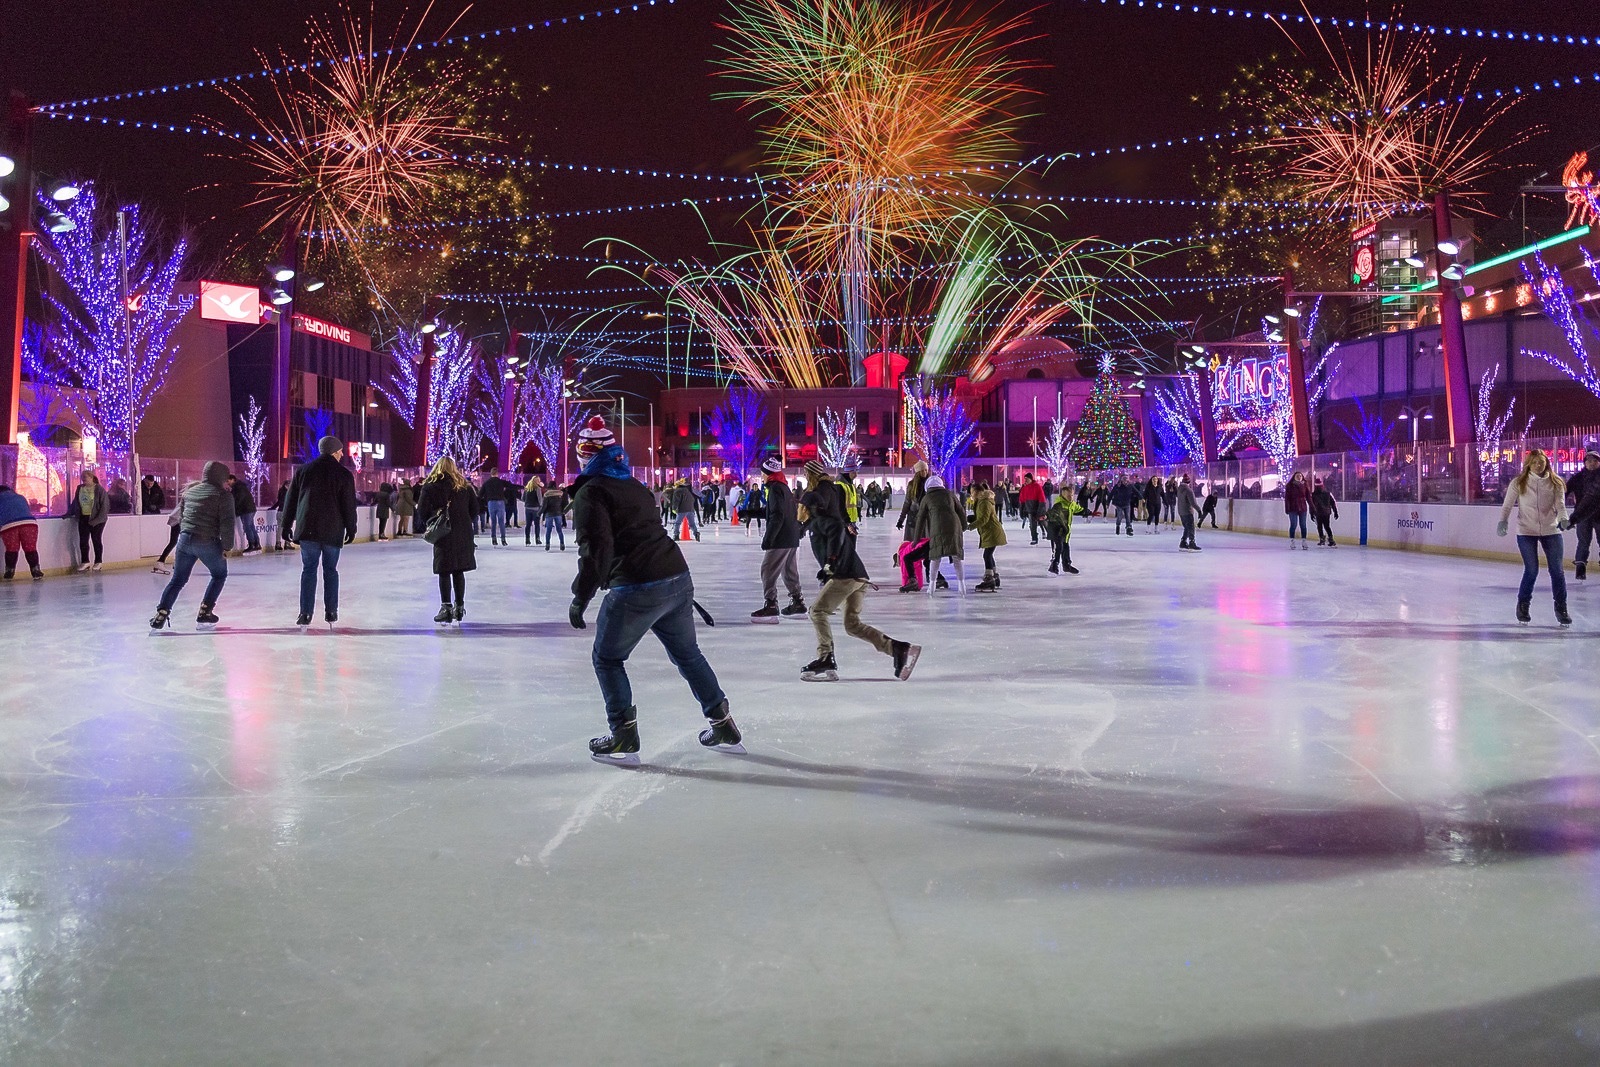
[780,599,808,618]
[1577,562,1588,580]
[802,652,839,682]
[1064,563,1080,574]
[325,610,338,631]
[891,640,921,681]
[750,602,781,624]
[433,603,455,627]
[453,604,466,623]
[698,703,745,754]
[935,574,949,591]
[590,717,641,766]
[196,604,220,630]
[898,580,920,593]
[1556,601,1573,628]
[149,608,171,634]
[1516,598,1532,626]
[295,613,312,630]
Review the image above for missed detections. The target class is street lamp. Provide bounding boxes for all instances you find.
[1397,405,1434,503]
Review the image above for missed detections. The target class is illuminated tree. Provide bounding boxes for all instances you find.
[1034,416,1074,483]
[1333,396,1396,454]
[909,379,977,484]
[382,327,487,467]
[1520,249,1600,400]
[29,184,192,455]
[521,359,592,477]
[236,396,269,494]
[709,388,771,479]
[1071,364,1144,472]
[1474,365,1533,494]
[473,343,537,472]
[1149,374,1209,467]
[300,408,336,463]
[816,406,857,469]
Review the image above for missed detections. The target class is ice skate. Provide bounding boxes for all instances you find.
[1516,598,1531,626]
[195,604,220,630]
[801,652,839,682]
[325,610,338,632]
[780,599,807,618]
[750,602,781,624]
[433,603,455,627]
[898,581,920,593]
[151,563,171,575]
[1556,601,1573,628]
[589,718,641,766]
[1576,562,1587,580]
[148,608,171,634]
[1048,563,1058,574]
[975,570,998,593]
[453,604,466,624]
[891,640,921,681]
[1064,564,1080,574]
[1,569,11,581]
[935,574,949,591]
[698,704,745,754]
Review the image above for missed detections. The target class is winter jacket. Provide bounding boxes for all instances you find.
[1200,490,1219,514]
[801,476,866,580]
[0,487,37,531]
[523,479,544,511]
[1109,482,1135,508]
[1310,487,1339,521]
[178,461,237,550]
[1143,481,1161,515]
[670,483,698,517]
[1178,482,1198,518]
[1284,478,1311,515]
[394,485,416,516]
[415,478,479,575]
[1500,472,1569,537]
[375,483,394,517]
[1019,480,1047,517]
[571,445,688,607]
[230,481,258,516]
[1568,468,1600,525]
[911,485,965,561]
[69,481,109,526]
[761,475,801,550]
[897,472,927,532]
[969,488,1007,550]
[481,477,514,507]
[740,484,767,519]
[140,480,166,514]
[542,486,569,517]
[1045,494,1078,540]
[281,454,358,545]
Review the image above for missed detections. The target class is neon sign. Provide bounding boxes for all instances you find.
[200,280,260,323]
[1351,221,1378,289]
[1209,354,1288,409]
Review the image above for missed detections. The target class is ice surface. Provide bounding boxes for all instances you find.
[2,516,1600,1064]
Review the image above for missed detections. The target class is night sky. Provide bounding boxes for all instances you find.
[3,0,1597,376]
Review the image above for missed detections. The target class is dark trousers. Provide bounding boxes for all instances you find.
[239,511,261,551]
[982,546,997,571]
[592,572,724,727]
[158,525,181,563]
[1315,515,1335,543]
[77,516,105,564]
[1199,503,1218,528]
[526,508,542,544]
[377,512,390,538]
[1575,520,1595,564]
[157,534,227,612]
[1049,537,1072,569]
[438,571,466,604]
[1181,513,1196,547]
[1517,534,1566,603]
[298,540,341,617]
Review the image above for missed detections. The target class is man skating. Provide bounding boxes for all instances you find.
[799,460,920,682]
[1110,476,1135,536]
[281,436,358,629]
[567,417,741,764]
[1568,448,1600,579]
[480,468,515,546]
[1177,474,1201,551]
[751,457,806,622]
[1019,473,1047,544]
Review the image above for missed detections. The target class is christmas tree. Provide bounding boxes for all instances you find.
[1071,367,1145,471]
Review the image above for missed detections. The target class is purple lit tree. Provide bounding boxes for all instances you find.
[472,344,537,472]
[1474,365,1533,493]
[236,396,269,494]
[816,406,857,469]
[523,360,591,476]
[30,182,192,454]
[1520,248,1600,399]
[300,408,336,462]
[909,379,977,484]
[381,326,486,466]
[709,387,771,479]
[1149,374,1209,467]
[1333,396,1395,454]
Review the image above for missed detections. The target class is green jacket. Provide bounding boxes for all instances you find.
[1045,493,1079,540]
[968,489,1007,550]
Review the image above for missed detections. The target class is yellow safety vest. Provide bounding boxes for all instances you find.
[842,480,860,522]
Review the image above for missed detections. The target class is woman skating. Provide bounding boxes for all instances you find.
[1284,471,1311,549]
[1311,478,1340,546]
[1497,449,1572,627]
[394,479,416,537]
[910,474,967,594]
[1143,477,1161,534]
[416,457,479,625]
[969,482,1006,592]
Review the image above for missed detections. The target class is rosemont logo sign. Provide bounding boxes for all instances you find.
[1397,510,1436,531]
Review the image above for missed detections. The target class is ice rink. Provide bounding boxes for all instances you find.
[2,512,1599,1065]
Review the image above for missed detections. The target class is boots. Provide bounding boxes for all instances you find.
[1577,562,1588,581]
[975,569,998,592]
[780,598,807,617]
[751,602,780,623]
[1516,597,1532,625]
[1556,600,1573,628]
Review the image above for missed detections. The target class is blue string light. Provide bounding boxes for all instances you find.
[35,0,682,113]
[1074,1,1595,49]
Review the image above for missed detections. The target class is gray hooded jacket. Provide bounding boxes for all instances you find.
[179,461,237,550]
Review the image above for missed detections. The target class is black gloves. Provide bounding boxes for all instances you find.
[345,531,355,545]
[568,599,588,630]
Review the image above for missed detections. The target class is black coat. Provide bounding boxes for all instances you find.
[571,473,687,607]
[761,477,801,550]
[282,455,357,544]
[416,478,479,575]
[230,481,257,515]
[801,478,866,580]
[1570,468,1600,525]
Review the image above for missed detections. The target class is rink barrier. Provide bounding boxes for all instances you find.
[14,507,395,577]
[1223,498,1541,566]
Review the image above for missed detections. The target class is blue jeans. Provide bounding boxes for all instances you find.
[1575,520,1595,565]
[1517,534,1566,603]
[592,572,725,728]
[488,499,507,542]
[158,534,227,612]
[525,508,542,543]
[299,540,342,617]
[544,514,565,548]
[1288,511,1308,539]
[678,510,700,538]
[240,512,261,551]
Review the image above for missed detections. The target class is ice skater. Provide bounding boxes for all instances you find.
[149,462,235,631]
[750,456,806,622]
[1284,471,1311,549]
[1567,448,1600,579]
[1045,486,1080,573]
[910,474,965,593]
[567,418,741,764]
[1497,448,1572,627]
[1177,474,1201,551]
[799,459,919,682]
[281,435,358,629]
[0,484,43,581]
[969,482,1006,592]
[1311,478,1340,546]
[1110,476,1135,536]
[416,457,478,625]
[1197,483,1220,529]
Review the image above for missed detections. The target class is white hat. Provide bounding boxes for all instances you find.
[925,474,945,490]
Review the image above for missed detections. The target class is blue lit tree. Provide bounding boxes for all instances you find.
[909,379,977,484]
[300,408,336,462]
[708,387,770,478]
[30,183,192,454]
[1333,395,1395,454]
[1520,248,1600,399]
[381,326,486,466]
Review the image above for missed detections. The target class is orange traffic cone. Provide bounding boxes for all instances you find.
[679,516,691,541]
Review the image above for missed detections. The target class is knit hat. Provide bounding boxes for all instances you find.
[1587,448,1600,462]
[318,435,342,456]
[574,415,615,460]
[804,459,827,481]
[761,456,784,475]
[913,460,929,475]
[925,474,945,490]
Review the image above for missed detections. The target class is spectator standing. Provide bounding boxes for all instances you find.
[67,470,109,572]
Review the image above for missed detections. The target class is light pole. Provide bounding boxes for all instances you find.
[1397,405,1433,504]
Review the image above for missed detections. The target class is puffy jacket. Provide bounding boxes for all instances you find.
[416,478,478,575]
[1284,477,1311,515]
[911,485,965,560]
[1019,480,1047,516]
[969,489,1007,550]
[801,477,865,580]
[178,461,237,549]
[761,475,801,550]
[1045,493,1078,539]
[670,483,698,516]
[282,454,358,544]
[0,486,37,531]
[1310,487,1338,520]
[571,446,687,607]
[542,486,569,516]
[1500,472,1569,537]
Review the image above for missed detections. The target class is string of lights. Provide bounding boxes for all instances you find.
[1069,0,1598,49]
[35,0,683,112]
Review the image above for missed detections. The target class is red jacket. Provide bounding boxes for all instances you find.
[1019,481,1047,506]
[1284,479,1310,514]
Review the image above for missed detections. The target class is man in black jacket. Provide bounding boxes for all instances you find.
[1569,448,1600,579]
[751,457,805,622]
[225,474,261,554]
[567,416,740,763]
[480,468,514,546]
[281,436,358,628]
[799,459,919,683]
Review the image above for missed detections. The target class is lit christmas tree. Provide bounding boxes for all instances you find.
[1071,358,1145,471]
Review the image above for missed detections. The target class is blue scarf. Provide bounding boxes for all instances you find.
[582,444,633,480]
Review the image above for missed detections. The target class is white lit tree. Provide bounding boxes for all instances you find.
[236,396,269,494]
[816,406,857,469]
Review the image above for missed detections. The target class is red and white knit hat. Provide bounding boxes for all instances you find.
[574,415,616,460]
